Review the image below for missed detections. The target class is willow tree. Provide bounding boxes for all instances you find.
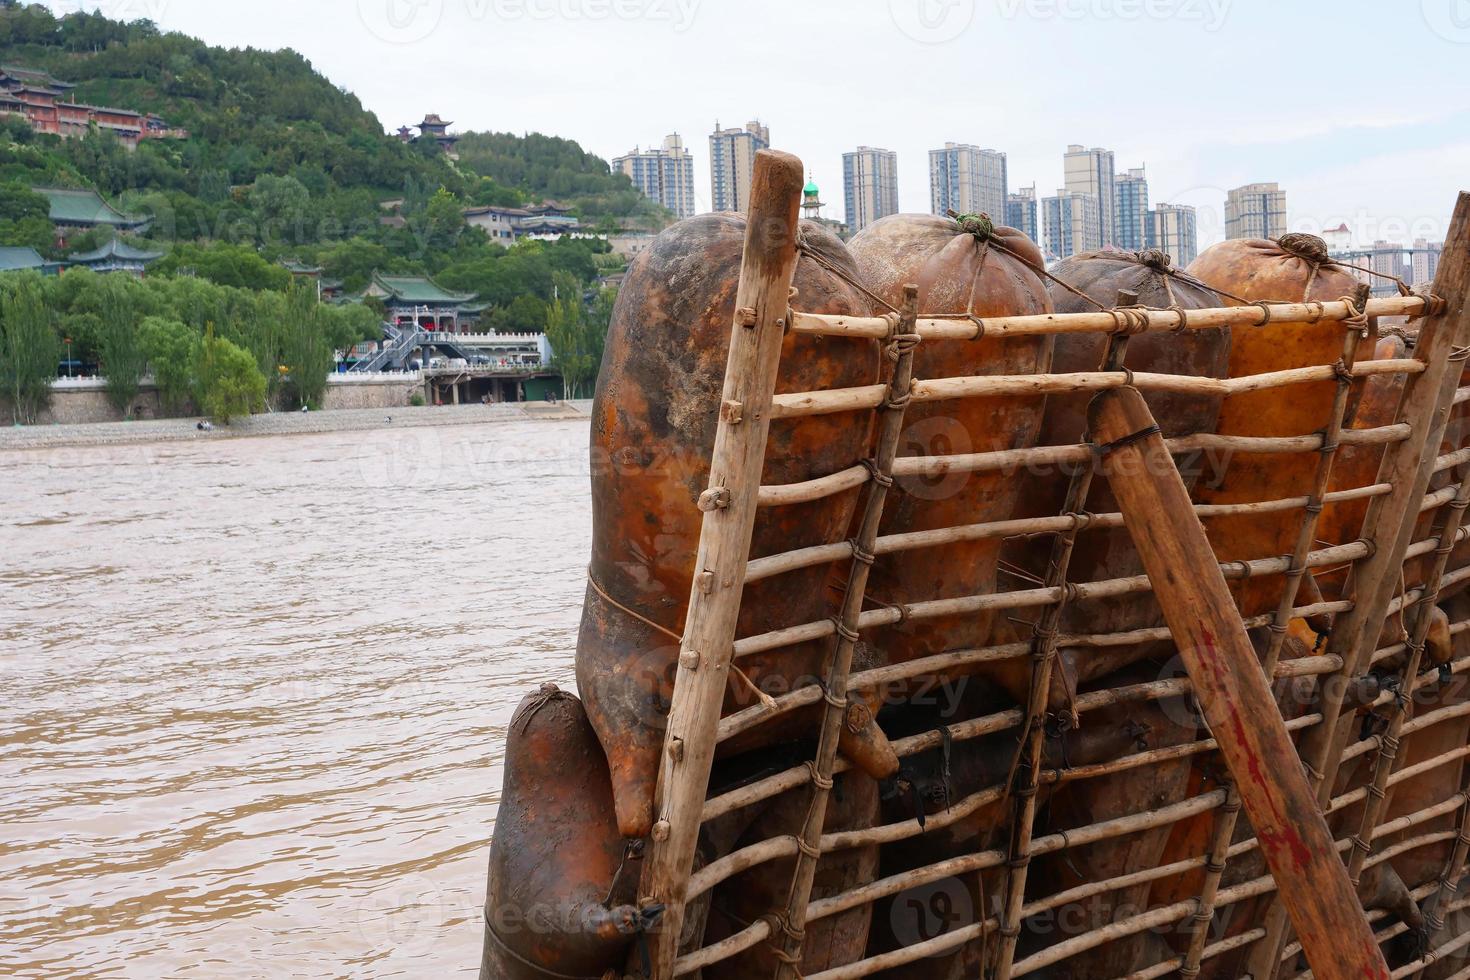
[280,282,333,409]
[97,274,146,417]
[545,273,605,399]
[0,273,60,424]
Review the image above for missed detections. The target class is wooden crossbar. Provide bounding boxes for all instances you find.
[635,171,1470,980]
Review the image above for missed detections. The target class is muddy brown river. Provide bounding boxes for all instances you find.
[0,420,593,978]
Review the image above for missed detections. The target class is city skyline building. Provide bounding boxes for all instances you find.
[1006,184,1039,242]
[708,120,769,213]
[1115,166,1149,251]
[1042,188,1102,259]
[1148,203,1199,266]
[1225,182,1287,240]
[843,145,899,234]
[928,142,1007,221]
[612,133,696,220]
[1064,144,1117,246]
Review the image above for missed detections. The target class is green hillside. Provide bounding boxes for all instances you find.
[0,2,668,255]
[0,3,646,422]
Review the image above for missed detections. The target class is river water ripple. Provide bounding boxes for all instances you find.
[0,419,593,978]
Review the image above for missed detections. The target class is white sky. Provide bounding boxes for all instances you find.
[44,0,1470,246]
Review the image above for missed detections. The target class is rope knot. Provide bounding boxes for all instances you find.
[1137,248,1172,271]
[1276,232,1331,264]
[950,209,994,240]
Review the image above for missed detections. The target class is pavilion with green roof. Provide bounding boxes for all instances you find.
[34,187,151,239]
[363,272,484,332]
[67,238,163,276]
[0,246,61,275]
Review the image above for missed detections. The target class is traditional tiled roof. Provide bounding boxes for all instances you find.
[0,65,73,90]
[0,246,46,271]
[67,238,163,264]
[281,259,323,275]
[367,272,477,304]
[34,187,148,228]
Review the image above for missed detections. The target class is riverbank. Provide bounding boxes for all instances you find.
[0,399,593,451]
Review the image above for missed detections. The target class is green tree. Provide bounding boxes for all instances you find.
[138,315,197,412]
[0,182,53,252]
[0,274,60,424]
[545,273,600,398]
[316,236,391,292]
[97,275,146,416]
[192,328,265,423]
[248,173,311,244]
[153,243,291,291]
[280,284,334,409]
[489,294,548,333]
[413,187,466,253]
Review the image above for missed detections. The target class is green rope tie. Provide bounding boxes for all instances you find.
[950,210,994,240]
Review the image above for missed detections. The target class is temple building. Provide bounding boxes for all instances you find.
[0,246,60,275]
[462,201,580,242]
[0,66,183,149]
[34,187,151,244]
[67,238,163,276]
[398,114,459,158]
[364,272,484,332]
[281,260,344,300]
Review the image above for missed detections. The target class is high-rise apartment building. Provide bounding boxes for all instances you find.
[1148,203,1199,266]
[1114,166,1150,251]
[708,120,769,213]
[1413,238,1444,287]
[843,146,899,234]
[1006,184,1039,243]
[612,133,696,219]
[1042,188,1102,259]
[1224,182,1287,240]
[929,143,1007,220]
[1064,144,1117,246]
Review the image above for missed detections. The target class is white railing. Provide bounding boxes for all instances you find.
[328,370,423,383]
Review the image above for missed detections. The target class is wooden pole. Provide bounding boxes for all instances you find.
[990,307,1134,979]
[1251,191,1470,978]
[634,149,806,978]
[1088,385,1390,980]
[770,286,918,978]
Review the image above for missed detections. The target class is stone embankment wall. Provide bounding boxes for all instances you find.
[36,374,425,424]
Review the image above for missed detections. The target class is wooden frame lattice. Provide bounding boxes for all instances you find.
[631,152,1470,980]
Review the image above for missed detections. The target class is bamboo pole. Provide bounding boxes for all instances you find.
[990,325,1131,980]
[786,294,1431,341]
[633,149,806,978]
[769,359,1422,420]
[734,535,1396,661]
[769,286,920,979]
[754,423,1410,508]
[1251,191,1470,979]
[1179,316,1365,976]
[699,678,1334,900]
[749,478,1395,582]
[1089,384,1390,980]
[1345,481,1470,889]
[1412,797,1470,980]
[676,734,1469,979]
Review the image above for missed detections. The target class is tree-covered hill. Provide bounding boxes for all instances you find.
[0,2,648,423]
[0,2,669,240]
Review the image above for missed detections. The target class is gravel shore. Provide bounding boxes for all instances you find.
[0,400,592,451]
